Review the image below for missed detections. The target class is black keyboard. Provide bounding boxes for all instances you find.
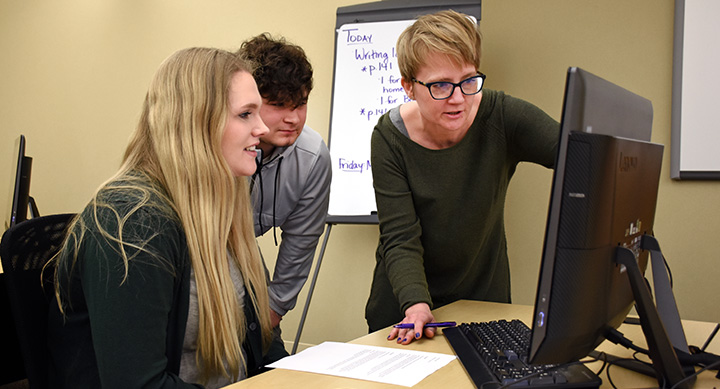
[444,320,601,388]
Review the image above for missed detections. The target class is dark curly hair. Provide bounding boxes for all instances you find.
[237,33,313,108]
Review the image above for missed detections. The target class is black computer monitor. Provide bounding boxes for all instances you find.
[6,135,37,229]
[528,68,691,386]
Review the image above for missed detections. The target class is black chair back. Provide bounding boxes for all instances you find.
[0,213,75,389]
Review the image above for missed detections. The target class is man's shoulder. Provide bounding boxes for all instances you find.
[294,126,330,158]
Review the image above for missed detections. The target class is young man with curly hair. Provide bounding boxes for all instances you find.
[237,34,331,352]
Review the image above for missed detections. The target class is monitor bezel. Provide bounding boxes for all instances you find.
[7,135,33,229]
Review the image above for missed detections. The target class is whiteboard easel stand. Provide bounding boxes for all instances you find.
[291,214,378,354]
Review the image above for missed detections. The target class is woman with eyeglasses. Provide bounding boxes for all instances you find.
[366,10,559,344]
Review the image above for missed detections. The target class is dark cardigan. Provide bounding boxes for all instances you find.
[47,179,265,388]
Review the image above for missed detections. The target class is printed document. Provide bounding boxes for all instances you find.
[267,341,456,387]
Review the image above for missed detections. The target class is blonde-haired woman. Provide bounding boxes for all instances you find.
[366,10,559,343]
[48,47,283,388]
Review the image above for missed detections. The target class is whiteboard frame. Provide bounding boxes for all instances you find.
[670,0,720,180]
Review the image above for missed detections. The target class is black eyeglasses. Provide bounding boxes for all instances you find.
[412,73,486,100]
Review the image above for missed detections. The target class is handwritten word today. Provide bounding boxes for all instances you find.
[338,158,371,173]
[342,28,373,45]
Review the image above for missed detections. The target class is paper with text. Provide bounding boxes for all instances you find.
[267,341,456,387]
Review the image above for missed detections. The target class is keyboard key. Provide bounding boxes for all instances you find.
[529,374,554,385]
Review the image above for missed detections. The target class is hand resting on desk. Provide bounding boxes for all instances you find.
[388,302,437,345]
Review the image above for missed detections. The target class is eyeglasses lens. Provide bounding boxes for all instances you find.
[429,76,483,99]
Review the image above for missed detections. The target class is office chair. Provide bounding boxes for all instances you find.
[1,275,26,386]
[0,213,75,389]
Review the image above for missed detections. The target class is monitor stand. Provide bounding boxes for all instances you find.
[614,235,695,389]
[642,235,691,354]
[28,196,40,219]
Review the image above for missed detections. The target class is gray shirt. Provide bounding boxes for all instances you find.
[179,252,247,387]
[251,126,331,316]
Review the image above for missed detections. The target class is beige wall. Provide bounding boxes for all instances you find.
[2,0,717,352]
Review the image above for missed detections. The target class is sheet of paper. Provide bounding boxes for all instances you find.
[267,341,456,387]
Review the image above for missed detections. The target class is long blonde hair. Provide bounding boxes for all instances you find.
[55,47,272,382]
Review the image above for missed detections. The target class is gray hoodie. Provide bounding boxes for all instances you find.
[251,125,332,316]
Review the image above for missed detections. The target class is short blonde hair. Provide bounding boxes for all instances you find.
[397,10,482,80]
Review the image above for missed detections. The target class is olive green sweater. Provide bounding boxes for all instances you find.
[366,89,559,331]
[47,177,268,388]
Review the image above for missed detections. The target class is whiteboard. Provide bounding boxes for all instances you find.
[671,0,720,179]
[327,19,414,217]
